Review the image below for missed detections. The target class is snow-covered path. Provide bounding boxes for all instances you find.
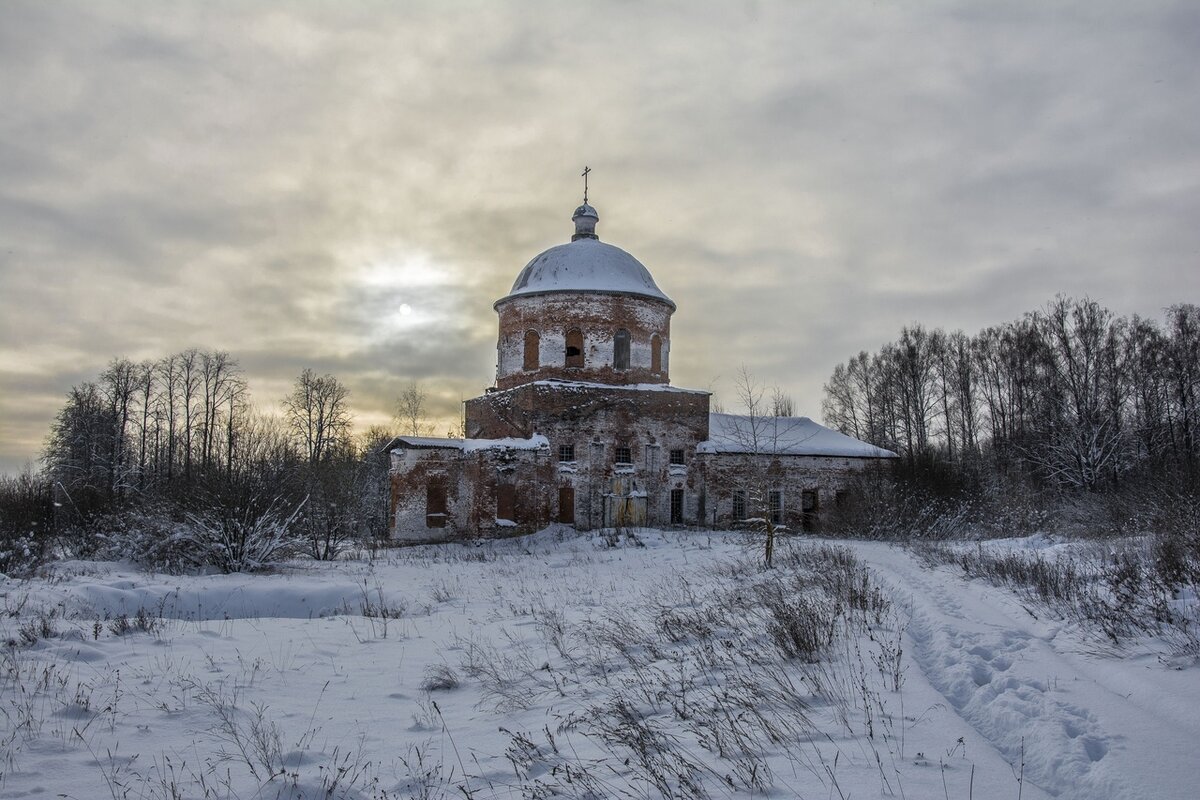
[850,541,1200,800]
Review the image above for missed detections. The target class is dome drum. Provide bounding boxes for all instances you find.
[495,292,671,390]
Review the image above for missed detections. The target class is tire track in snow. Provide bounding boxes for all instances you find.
[850,542,1200,800]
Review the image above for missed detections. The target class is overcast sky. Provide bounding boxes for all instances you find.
[2,0,1198,474]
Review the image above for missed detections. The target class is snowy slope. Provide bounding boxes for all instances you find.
[849,542,1200,800]
[0,531,1195,799]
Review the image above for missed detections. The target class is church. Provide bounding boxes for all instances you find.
[385,188,895,540]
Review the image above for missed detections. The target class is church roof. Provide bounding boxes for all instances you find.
[699,413,898,458]
[495,203,675,309]
[385,434,550,454]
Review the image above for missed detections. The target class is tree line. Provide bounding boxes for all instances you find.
[0,350,430,573]
[823,296,1200,503]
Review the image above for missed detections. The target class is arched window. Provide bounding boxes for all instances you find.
[651,334,662,374]
[523,330,540,371]
[565,328,584,368]
[613,329,630,370]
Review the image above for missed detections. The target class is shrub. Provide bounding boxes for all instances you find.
[419,665,460,692]
[179,492,306,573]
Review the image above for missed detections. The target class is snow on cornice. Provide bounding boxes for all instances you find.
[486,379,710,396]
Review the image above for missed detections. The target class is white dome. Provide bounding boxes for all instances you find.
[497,201,675,309]
[499,236,675,309]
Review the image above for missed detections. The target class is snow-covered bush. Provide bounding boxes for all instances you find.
[86,508,193,572]
[178,493,306,573]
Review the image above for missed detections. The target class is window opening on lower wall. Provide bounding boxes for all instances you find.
[732,489,746,521]
[769,489,783,526]
[426,483,447,528]
[670,488,684,525]
[558,443,575,462]
[614,445,632,465]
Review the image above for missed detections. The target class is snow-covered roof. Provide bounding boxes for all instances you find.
[489,379,710,396]
[388,434,549,454]
[497,238,675,309]
[699,413,897,458]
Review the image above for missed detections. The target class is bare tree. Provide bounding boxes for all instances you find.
[200,351,240,472]
[771,387,795,417]
[179,348,200,481]
[157,354,181,482]
[283,369,353,465]
[100,358,138,498]
[395,381,428,437]
[720,367,805,567]
[134,360,157,489]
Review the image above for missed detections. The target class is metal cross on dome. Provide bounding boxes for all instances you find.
[581,165,591,204]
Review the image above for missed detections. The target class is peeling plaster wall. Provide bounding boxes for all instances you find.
[388,445,554,541]
[494,292,672,389]
[696,452,881,531]
[465,382,709,530]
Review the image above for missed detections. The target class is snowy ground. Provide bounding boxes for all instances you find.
[1,529,1197,799]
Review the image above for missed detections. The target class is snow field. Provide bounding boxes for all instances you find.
[0,529,1194,798]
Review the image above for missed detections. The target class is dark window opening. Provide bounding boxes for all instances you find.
[496,484,516,522]
[558,443,575,462]
[670,489,684,525]
[651,334,662,374]
[802,489,819,531]
[565,329,584,368]
[426,483,447,528]
[769,490,783,525]
[669,448,685,466]
[523,330,540,371]
[732,489,746,521]
[614,445,632,465]
[835,490,848,508]
[613,329,630,370]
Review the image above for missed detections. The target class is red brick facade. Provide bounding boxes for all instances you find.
[385,200,895,540]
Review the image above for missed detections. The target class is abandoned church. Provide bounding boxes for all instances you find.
[385,194,896,539]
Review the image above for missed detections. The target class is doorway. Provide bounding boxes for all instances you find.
[557,487,575,524]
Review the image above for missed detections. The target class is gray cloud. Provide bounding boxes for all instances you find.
[2,0,1199,472]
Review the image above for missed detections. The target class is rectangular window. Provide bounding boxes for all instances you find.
[670,489,684,525]
[613,329,630,370]
[669,448,685,466]
[558,443,575,462]
[426,483,447,528]
[614,445,632,465]
[769,490,783,525]
[732,489,746,521]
